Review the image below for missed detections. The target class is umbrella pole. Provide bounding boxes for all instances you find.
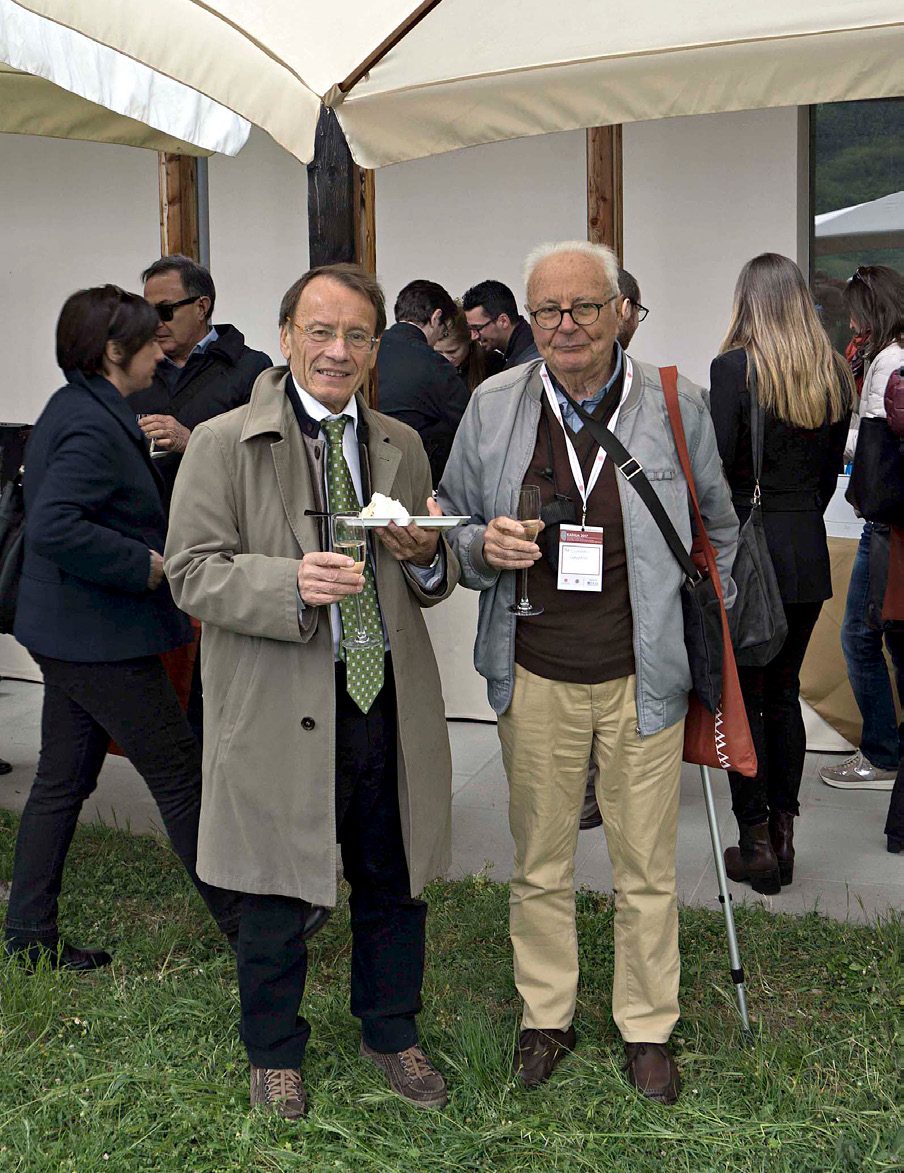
[699,764,752,1038]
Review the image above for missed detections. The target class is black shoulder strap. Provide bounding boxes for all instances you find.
[748,356,764,492]
[559,390,700,582]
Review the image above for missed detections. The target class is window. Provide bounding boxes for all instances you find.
[810,98,904,351]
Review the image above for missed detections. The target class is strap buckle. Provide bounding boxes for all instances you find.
[618,456,643,481]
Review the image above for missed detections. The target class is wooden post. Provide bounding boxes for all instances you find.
[307,105,379,402]
[586,126,623,260]
[158,153,200,260]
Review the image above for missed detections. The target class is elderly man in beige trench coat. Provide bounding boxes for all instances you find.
[165,263,459,1120]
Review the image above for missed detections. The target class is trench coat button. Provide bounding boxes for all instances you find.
[301,716,316,730]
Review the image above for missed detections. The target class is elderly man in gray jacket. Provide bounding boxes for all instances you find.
[439,241,737,1104]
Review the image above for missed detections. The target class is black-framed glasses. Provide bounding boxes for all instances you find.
[630,299,650,322]
[155,295,201,322]
[287,319,378,353]
[528,294,618,331]
[467,315,499,338]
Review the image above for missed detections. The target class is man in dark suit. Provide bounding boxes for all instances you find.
[377,280,469,484]
[128,255,271,508]
[462,279,540,370]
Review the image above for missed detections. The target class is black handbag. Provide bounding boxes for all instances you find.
[729,364,788,667]
[846,416,904,526]
[560,391,724,712]
[0,471,25,635]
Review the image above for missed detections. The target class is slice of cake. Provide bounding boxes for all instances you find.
[361,492,412,525]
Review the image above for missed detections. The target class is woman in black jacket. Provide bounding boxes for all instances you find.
[4,286,240,969]
[709,254,853,894]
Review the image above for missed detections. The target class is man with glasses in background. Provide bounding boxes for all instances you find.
[440,242,736,1105]
[463,278,540,370]
[165,263,459,1120]
[378,279,469,483]
[130,254,271,507]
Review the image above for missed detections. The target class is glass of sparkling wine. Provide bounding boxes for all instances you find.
[332,513,382,650]
[508,484,544,618]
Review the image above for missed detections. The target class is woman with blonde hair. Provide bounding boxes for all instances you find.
[709,252,853,894]
[434,306,502,392]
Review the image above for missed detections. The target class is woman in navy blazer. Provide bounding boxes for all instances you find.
[4,286,240,969]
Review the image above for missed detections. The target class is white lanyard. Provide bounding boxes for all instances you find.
[539,357,634,525]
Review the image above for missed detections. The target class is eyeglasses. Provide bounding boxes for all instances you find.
[629,299,650,322]
[287,320,378,353]
[467,316,499,338]
[155,295,201,322]
[528,294,618,330]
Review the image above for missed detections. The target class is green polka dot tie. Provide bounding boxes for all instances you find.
[321,415,384,714]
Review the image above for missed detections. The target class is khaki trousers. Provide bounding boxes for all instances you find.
[497,665,684,1042]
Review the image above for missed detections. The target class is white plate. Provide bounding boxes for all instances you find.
[357,515,469,529]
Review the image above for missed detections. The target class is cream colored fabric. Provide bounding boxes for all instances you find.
[498,665,684,1042]
[14,0,904,166]
[0,1,249,154]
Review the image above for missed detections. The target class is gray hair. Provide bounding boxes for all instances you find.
[522,241,620,303]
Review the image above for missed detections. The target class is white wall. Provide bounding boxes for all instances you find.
[0,133,160,424]
[622,106,803,387]
[375,130,586,310]
[207,127,308,364]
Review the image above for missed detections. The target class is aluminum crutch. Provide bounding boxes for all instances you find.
[699,763,752,1037]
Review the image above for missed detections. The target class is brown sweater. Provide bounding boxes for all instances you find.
[514,386,635,685]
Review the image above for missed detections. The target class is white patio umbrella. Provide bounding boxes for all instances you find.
[815,190,904,255]
[10,0,904,167]
[0,0,250,155]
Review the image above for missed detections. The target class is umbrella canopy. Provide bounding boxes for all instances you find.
[0,0,250,154]
[10,0,904,167]
[814,190,904,255]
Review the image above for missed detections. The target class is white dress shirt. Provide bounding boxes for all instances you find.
[292,378,442,658]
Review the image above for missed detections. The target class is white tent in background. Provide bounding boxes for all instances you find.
[10,0,904,168]
[814,190,904,255]
[0,0,250,155]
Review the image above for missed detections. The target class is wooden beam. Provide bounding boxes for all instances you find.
[158,153,200,260]
[306,106,379,403]
[586,126,623,261]
[338,0,444,95]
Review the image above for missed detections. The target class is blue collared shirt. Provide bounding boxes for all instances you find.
[553,343,623,433]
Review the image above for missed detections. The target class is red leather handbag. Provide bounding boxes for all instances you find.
[660,367,757,777]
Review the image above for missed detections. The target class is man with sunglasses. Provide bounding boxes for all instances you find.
[129,254,271,506]
[439,241,736,1105]
[463,278,540,370]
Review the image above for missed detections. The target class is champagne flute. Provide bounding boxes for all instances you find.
[332,513,382,650]
[508,484,544,618]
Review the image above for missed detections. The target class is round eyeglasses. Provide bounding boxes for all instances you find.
[528,294,618,330]
[287,320,378,353]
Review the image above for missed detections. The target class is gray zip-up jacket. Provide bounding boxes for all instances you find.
[437,357,738,736]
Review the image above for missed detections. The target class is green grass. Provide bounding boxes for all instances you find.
[0,809,901,1173]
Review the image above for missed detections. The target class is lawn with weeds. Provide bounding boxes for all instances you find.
[0,809,901,1172]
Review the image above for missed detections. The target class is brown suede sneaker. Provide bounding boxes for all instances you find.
[513,1026,576,1088]
[360,1040,448,1109]
[623,1042,681,1104]
[249,1066,308,1120]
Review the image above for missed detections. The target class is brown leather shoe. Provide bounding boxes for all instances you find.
[579,769,603,830]
[724,821,781,895]
[250,1066,307,1120]
[360,1040,448,1109]
[513,1026,576,1087]
[623,1042,681,1104]
[768,812,795,886]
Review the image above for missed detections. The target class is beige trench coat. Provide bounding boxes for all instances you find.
[164,367,459,904]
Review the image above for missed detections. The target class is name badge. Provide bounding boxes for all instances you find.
[557,524,603,592]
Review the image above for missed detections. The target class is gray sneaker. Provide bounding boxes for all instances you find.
[819,751,896,791]
[360,1040,448,1109]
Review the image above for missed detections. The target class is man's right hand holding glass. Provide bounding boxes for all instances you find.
[481,516,545,571]
[297,551,365,607]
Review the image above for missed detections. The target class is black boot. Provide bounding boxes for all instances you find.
[768,812,795,886]
[724,822,781,895]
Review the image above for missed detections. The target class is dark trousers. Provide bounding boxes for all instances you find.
[237,660,427,1069]
[728,602,823,826]
[4,654,241,946]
